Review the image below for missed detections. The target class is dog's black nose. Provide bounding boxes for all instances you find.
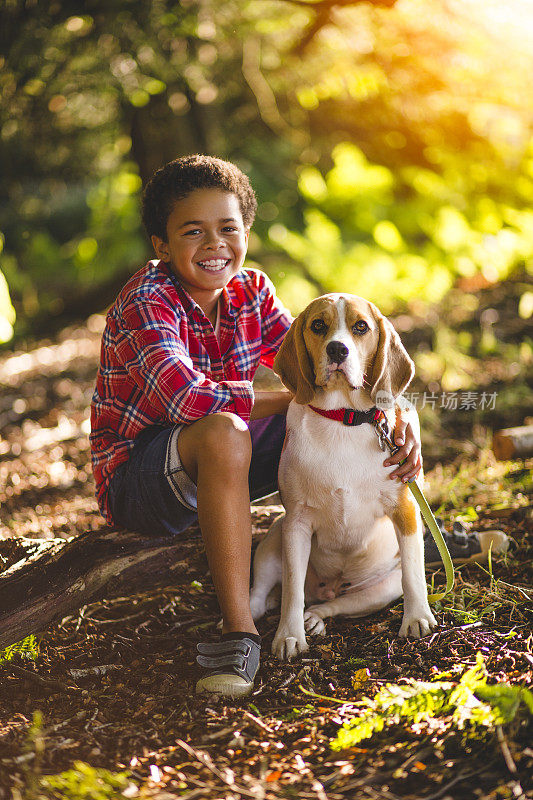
[326,340,349,364]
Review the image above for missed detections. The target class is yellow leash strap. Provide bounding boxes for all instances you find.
[408,479,455,602]
[371,410,454,603]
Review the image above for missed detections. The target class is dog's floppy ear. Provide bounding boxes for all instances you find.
[274,312,315,404]
[369,308,414,402]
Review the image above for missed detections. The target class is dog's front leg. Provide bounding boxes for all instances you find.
[272,508,313,661]
[391,487,437,638]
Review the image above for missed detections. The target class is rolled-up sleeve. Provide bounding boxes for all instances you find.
[115,300,254,423]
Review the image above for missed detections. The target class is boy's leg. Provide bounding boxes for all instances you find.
[176,412,258,636]
[108,413,268,697]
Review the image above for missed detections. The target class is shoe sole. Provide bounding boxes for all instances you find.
[425,529,509,569]
[195,674,254,698]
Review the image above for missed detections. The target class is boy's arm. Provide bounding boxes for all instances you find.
[249,390,293,420]
[115,301,255,423]
[256,273,293,370]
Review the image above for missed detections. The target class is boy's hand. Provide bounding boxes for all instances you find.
[383,413,422,483]
[250,390,293,420]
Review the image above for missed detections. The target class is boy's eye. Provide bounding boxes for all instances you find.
[183,229,201,236]
[310,318,327,334]
[352,320,369,334]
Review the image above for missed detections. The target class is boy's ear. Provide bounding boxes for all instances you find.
[151,234,170,262]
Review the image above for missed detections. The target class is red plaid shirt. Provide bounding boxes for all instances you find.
[90,259,292,523]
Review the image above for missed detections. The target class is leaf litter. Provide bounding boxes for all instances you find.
[0,311,531,799]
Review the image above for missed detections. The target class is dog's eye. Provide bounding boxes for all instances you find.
[310,318,327,334]
[352,320,369,334]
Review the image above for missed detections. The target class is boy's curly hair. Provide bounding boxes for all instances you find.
[142,154,257,241]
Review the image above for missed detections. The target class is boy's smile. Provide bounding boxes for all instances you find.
[151,188,249,322]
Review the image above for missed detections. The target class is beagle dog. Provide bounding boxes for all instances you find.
[249,293,437,660]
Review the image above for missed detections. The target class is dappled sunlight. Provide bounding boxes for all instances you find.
[0,316,104,383]
[0,2,532,796]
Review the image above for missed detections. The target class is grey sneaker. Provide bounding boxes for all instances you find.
[195,637,261,697]
[424,518,509,568]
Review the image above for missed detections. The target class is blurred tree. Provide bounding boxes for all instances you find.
[0,0,532,339]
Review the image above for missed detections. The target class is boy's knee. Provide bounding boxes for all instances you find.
[197,412,251,467]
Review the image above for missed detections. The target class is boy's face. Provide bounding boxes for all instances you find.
[151,188,249,312]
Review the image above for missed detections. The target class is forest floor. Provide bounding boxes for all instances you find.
[0,276,531,799]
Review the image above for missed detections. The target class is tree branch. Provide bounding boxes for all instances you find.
[277,0,399,55]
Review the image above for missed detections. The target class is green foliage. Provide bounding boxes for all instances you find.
[2,0,533,336]
[271,143,533,314]
[331,654,533,750]
[0,634,39,663]
[39,761,136,800]
[18,712,139,799]
[282,704,317,722]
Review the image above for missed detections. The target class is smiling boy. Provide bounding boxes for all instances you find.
[90,155,423,697]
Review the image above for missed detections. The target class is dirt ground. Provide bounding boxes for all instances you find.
[0,302,531,799]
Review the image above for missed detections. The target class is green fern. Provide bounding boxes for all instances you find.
[331,653,533,750]
[0,634,39,663]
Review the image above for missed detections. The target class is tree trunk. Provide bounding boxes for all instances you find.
[0,526,207,651]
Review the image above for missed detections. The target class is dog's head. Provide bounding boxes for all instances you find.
[274,293,414,405]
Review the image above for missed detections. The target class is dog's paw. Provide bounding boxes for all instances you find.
[272,627,309,660]
[304,608,327,636]
[399,608,438,639]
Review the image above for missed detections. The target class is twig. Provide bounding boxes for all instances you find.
[423,765,491,800]
[78,610,150,625]
[310,777,330,800]
[298,684,357,705]
[200,725,237,742]
[496,725,517,774]
[175,739,257,798]
[67,664,122,679]
[278,665,309,689]
[175,789,209,800]
[73,605,88,633]
[336,771,378,794]
[363,786,400,800]
[242,709,275,735]
[5,663,81,694]
[399,745,434,772]
[43,711,87,735]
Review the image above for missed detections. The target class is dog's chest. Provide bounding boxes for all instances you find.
[280,413,399,518]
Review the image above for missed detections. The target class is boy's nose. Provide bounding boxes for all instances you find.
[205,238,225,249]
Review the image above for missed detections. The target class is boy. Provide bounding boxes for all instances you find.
[90,155,430,698]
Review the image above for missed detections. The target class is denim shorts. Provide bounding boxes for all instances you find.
[107,414,286,537]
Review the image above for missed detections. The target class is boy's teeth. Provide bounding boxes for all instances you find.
[199,259,228,270]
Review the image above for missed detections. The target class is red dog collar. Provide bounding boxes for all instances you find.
[308,405,383,427]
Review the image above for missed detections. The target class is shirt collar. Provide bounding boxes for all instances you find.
[156,259,238,320]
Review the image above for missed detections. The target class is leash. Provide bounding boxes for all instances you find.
[408,481,454,602]
[308,403,454,602]
[371,410,454,603]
